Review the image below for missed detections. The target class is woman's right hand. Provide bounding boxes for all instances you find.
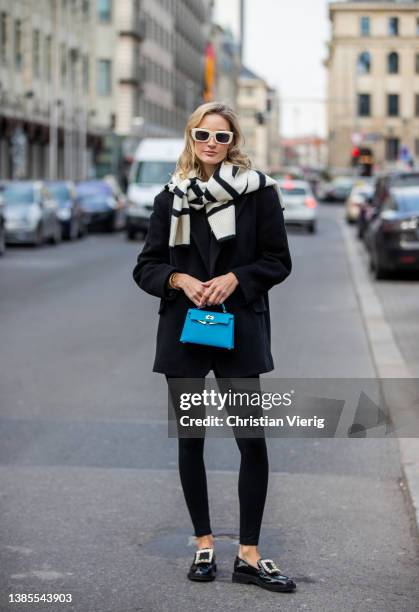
[175,273,208,308]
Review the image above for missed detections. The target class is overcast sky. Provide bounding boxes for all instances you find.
[213,0,332,137]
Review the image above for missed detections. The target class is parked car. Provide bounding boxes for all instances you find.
[126,138,184,240]
[365,185,419,279]
[358,171,419,240]
[2,181,61,246]
[103,175,128,212]
[345,179,375,224]
[0,182,6,255]
[76,180,125,232]
[321,176,358,202]
[277,179,318,233]
[46,181,88,240]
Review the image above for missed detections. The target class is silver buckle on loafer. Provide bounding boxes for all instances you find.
[194,548,214,564]
[258,558,281,574]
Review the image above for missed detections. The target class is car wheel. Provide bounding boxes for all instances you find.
[370,254,387,280]
[51,223,62,245]
[126,229,137,241]
[308,221,316,234]
[32,224,43,247]
[78,222,85,238]
[70,220,79,241]
[0,229,5,255]
[106,217,116,233]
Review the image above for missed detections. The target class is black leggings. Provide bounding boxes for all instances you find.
[166,369,269,546]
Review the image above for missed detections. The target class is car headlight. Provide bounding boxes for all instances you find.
[400,219,417,231]
[26,207,41,224]
[58,209,71,221]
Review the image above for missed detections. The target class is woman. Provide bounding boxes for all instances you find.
[132,102,295,593]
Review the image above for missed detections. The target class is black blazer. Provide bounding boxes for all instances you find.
[132,185,292,377]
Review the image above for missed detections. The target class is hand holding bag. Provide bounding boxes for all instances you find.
[180,302,234,350]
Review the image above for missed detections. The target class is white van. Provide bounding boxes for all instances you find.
[126,138,184,240]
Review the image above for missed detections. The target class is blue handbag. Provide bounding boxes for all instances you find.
[180,302,234,350]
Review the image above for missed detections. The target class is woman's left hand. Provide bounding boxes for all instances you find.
[199,272,239,307]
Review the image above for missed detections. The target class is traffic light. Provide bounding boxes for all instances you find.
[351,147,360,166]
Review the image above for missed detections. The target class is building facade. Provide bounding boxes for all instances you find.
[0,0,101,181]
[135,0,213,140]
[211,24,241,109]
[326,0,419,170]
[237,66,281,173]
[0,0,214,181]
[281,135,328,169]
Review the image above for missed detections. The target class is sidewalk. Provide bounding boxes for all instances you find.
[340,218,419,542]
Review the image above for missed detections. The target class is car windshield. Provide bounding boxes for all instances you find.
[134,161,175,184]
[391,174,419,188]
[48,184,70,202]
[279,186,307,196]
[80,195,109,205]
[354,185,373,196]
[394,191,419,212]
[2,184,35,205]
[333,178,354,187]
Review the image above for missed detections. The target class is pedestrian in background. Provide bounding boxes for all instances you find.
[133,101,296,593]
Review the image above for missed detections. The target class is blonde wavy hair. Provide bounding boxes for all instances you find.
[175,101,251,180]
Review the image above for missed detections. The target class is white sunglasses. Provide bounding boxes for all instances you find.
[191,128,234,145]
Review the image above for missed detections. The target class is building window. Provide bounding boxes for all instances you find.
[14,19,22,70]
[70,51,76,88]
[33,30,40,78]
[388,17,398,36]
[387,52,399,74]
[357,51,371,75]
[60,43,67,83]
[416,53,419,74]
[45,35,52,81]
[360,16,370,36]
[415,94,419,118]
[387,94,399,117]
[83,55,89,93]
[357,93,371,117]
[415,138,419,157]
[97,0,112,22]
[386,137,399,161]
[0,12,8,65]
[83,0,90,16]
[97,59,111,95]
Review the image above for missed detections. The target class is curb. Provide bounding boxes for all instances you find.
[340,218,419,541]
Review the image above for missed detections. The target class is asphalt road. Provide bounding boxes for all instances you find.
[0,204,418,612]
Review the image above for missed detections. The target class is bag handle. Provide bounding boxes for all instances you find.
[197,302,227,312]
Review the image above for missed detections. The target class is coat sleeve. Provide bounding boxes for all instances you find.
[231,186,292,304]
[132,191,180,300]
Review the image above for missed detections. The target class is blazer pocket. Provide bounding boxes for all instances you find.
[251,296,267,313]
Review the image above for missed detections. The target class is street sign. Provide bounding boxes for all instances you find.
[400,145,411,162]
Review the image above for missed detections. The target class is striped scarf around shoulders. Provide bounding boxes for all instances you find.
[164,161,281,247]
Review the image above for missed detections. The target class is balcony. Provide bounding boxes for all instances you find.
[118,14,146,40]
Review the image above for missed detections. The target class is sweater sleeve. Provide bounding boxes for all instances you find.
[230,186,292,304]
[132,191,180,300]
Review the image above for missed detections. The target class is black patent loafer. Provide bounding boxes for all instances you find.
[187,548,217,582]
[232,556,296,592]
